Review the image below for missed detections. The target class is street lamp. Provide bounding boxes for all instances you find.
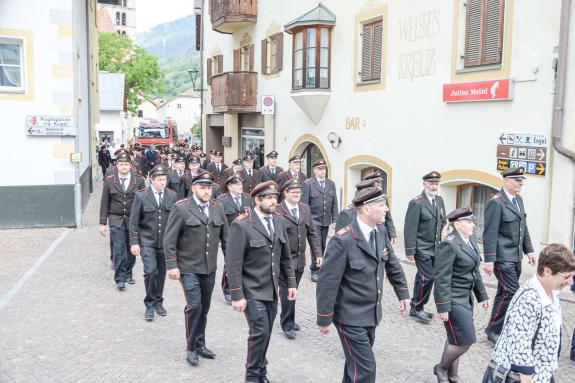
[188,68,203,148]
[188,69,200,91]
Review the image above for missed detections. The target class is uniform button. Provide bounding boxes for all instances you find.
[159,223,161,226]
[271,253,274,256]
[378,290,381,294]
[377,277,380,281]
[207,243,209,247]
[124,202,127,205]
[158,230,161,233]
[207,233,209,237]
[206,251,209,255]
[272,263,274,266]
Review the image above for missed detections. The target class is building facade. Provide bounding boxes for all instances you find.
[0,0,99,228]
[96,0,137,39]
[200,0,575,249]
[96,71,130,145]
[156,89,201,137]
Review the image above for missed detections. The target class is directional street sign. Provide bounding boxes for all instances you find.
[496,133,547,177]
[498,133,547,147]
[25,115,77,136]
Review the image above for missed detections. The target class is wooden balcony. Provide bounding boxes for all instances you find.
[210,0,258,34]
[211,72,257,113]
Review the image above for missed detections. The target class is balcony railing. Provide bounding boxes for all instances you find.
[211,72,257,113]
[210,0,257,34]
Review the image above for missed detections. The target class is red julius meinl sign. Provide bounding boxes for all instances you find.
[443,79,513,103]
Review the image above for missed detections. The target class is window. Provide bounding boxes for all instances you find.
[121,13,126,26]
[360,20,383,82]
[292,27,331,90]
[0,39,24,92]
[457,184,498,240]
[206,54,223,85]
[121,31,126,35]
[137,110,143,118]
[177,103,182,109]
[116,12,121,25]
[261,33,283,75]
[464,0,505,67]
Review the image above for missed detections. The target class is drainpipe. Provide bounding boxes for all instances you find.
[551,0,575,247]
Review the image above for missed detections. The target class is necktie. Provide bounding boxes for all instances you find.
[271,168,275,177]
[432,197,437,207]
[320,180,325,190]
[291,208,299,221]
[120,178,127,192]
[248,170,252,177]
[198,203,208,220]
[512,197,520,213]
[217,164,221,172]
[369,229,377,252]
[178,171,182,178]
[264,216,274,239]
[156,192,163,208]
[234,196,241,209]
[467,240,476,253]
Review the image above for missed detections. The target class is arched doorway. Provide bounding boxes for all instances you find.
[343,155,393,208]
[289,134,331,179]
[300,142,326,178]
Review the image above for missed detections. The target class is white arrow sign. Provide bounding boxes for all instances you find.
[537,148,546,161]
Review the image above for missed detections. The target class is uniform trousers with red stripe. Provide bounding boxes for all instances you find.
[488,261,522,335]
[243,298,277,382]
[279,269,304,331]
[180,272,216,352]
[335,321,377,383]
[410,255,435,311]
[221,262,230,297]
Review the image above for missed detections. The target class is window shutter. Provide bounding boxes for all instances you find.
[372,21,383,80]
[233,48,241,71]
[465,0,483,67]
[217,54,223,74]
[207,58,212,85]
[261,39,268,74]
[249,43,255,72]
[276,33,283,72]
[361,24,373,81]
[482,0,504,64]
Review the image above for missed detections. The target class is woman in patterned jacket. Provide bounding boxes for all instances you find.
[484,243,575,383]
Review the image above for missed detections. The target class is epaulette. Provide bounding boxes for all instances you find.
[337,226,352,236]
[273,212,282,216]
[491,193,501,200]
[176,198,187,205]
[234,213,248,221]
[447,234,456,241]
[165,188,177,194]
[106,175,115,179]
[138,187,146,192]
[136,174,145,178]
[211,199,221,205]
[166,187,176,192]
[412,195,422,201]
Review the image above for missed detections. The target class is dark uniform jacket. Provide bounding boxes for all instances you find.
[168,169,189,200]
[258,165,284,182]
[403,191,447,258]
[135,154,148,176]
[128,186,178,248]
[239,168,261,194]
[301,177,339,227]
[163,197,228,274]
[434,231,489,313]
[275,201,322,270]
[216,191,253,225]
[316,219,409,327]
[226,208,296,302]
[201,158,211,170]
[206,162,229,185]
[100,171,146,228]
[335,205,397,240]
[275,170,307,189]
[482,189,534,263]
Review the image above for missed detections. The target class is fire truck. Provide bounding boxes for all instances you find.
[135,119,178,148]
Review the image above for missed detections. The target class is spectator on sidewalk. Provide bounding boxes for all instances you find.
[98,144,111,178]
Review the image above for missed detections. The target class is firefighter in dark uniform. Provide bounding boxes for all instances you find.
[168,155,189,200]
[275,155,307,193]
[336,176,397,243]
[239,154,261,194]
[483,166,535,343]
[222,158,243,180]
[258,151,284,182]
[404,171,447,323]
[206,151,228,185]
[129,165,178,320]
[275,178,321,339]
[433,207,490,383]
[226,181,297,383]
[316,186,410,383]
[202,149,215,170]
[184,155,203,197]
[99,153,146,289]
[301,159,338,282]
[217,173,253,304]
[163,171,228,366]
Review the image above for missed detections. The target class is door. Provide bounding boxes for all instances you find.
[241,127,265,169]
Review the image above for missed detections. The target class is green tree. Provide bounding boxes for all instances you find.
[98,32,165,115]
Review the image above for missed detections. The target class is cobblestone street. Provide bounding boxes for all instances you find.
[1,182,575,383]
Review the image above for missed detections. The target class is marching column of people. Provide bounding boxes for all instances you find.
[98,142,573,383]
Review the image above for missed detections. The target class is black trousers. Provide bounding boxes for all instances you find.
[244,299,277,381]
[140,246,166,308]
[335,321,377,383]
[488,261,522,335]
[110,223,135,284]
[180,272,216,352]
[411,255,435,311]
[279,269,304,331]
[311,226,329,272]
[221,261,230,297]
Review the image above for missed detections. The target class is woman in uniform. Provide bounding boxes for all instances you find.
[433,207,490,383]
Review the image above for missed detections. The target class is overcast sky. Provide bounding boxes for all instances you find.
[136,0,195,32]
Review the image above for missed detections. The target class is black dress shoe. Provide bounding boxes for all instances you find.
[224,293,232,305]
[186,351,199,366]
[570,354,575,361]
[293,323,301,331]
[145,307,154,321]
[310,271,318,282]
[154,304,167,316]
[126,278,135,285]
[410,307,432,323]
[116,282,126,290]
[259,377,271,383]
[283,329,296,339]
[485,328,499,343]
[448,375,465,383]
[197,347,216,359]
[426,311,434,319]
[433,365,450,383]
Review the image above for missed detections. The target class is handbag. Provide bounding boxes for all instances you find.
[482,361,520,383]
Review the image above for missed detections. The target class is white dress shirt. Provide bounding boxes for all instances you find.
[193,195,209,219]
[254,207,274,236]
